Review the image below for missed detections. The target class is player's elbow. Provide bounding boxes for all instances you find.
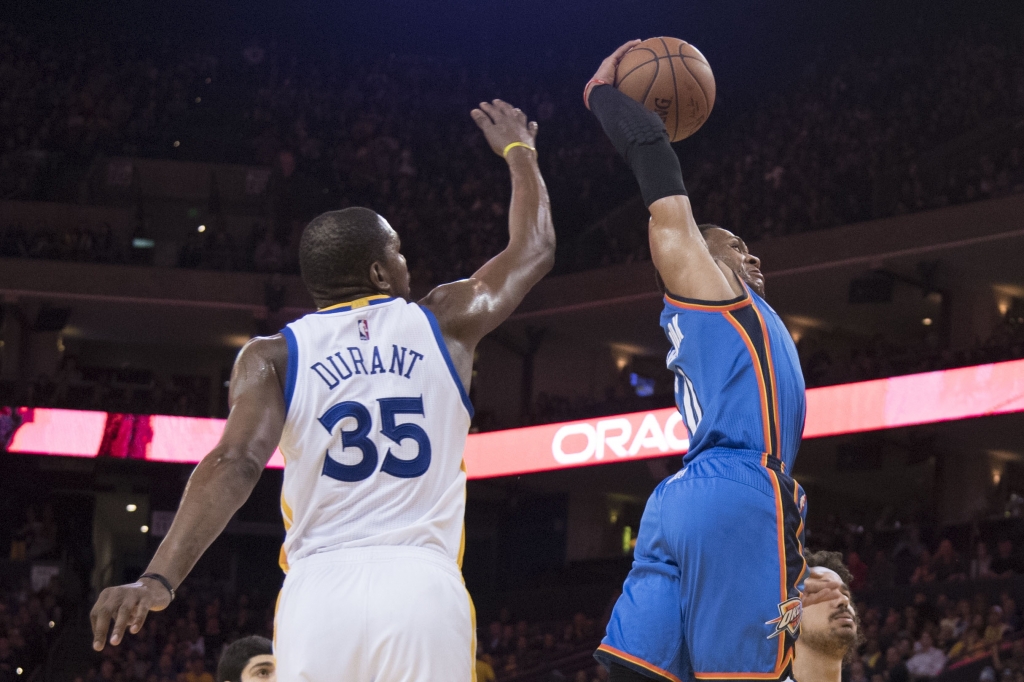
[536,235,556,274]
[205,445,267,488]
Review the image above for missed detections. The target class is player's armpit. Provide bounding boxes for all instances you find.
[648,195,742,302]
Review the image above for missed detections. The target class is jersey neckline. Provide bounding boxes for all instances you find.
[316,295,396,314]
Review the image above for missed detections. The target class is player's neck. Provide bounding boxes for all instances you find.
[793,644,843,682]
[314,287,390,310]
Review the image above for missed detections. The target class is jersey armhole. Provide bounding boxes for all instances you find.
[417,306,475,419]
[281,326,299,417]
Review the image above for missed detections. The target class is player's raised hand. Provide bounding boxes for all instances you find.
[470,99,538,160]
[800,566,846,608]
[590,39,642,86]
[90,579,172,651]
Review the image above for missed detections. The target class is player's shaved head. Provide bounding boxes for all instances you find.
[299,208,395,300]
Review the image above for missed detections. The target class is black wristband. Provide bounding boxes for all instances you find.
[139,573,176,602]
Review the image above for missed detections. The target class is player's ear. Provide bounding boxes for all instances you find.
[368,260,391,294]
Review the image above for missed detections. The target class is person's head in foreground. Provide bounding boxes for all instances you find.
[299,207,411,308]
[217,635,275,682]
[794,550,861,682]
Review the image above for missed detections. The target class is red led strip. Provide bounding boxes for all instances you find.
[7,359,1024,479]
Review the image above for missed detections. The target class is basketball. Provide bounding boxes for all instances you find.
[614,37,716,142]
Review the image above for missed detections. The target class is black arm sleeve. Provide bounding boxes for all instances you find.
[588,84,686,207]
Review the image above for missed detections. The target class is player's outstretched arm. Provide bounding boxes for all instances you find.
[89,337,287,651]
[586,43,739,301]
[420,100,555,387]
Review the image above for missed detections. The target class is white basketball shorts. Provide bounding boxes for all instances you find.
[274,545,476,682]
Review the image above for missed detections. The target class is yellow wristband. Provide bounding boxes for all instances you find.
[503,141,536,158]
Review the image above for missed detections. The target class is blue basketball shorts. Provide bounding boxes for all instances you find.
[595,453,807,682]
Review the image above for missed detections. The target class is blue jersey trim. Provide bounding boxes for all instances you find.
[418,305,475,419]
[281,326,298,416]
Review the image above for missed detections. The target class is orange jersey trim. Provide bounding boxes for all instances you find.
[664,292,751,312]
[596,644,684,682]
[752,305,782,464]
[793,483,808,586]
[694,648,794,680]
[722,312,774,466]
[769,471,789,671]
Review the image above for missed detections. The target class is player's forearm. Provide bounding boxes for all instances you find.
[505,151,555,278]
[142,446,265,587]
[588,85,687,208]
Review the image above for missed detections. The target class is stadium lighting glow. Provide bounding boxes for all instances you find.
[197,225,206,233]
[6,359,1024,480]
[922,317,933,326]
[126,504,137,512]
[141,525,149,533]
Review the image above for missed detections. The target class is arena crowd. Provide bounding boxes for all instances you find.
[2,23,1024,279]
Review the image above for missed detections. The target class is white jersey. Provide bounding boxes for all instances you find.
[277,294,473,571]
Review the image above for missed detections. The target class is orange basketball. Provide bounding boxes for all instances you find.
[614,37,716,142]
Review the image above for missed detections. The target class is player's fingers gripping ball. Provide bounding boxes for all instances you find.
[614,37,716,142]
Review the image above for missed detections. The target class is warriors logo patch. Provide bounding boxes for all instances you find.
[766,597,802,639]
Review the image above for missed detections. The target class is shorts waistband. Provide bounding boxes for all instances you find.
[671,452,790,497]
[288,544,461,576]
[688,448,785,472]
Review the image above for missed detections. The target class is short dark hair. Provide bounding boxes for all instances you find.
[805,550,854,588]
[299,208,391,295]
[696,223,722,236]
[216,635,272,682]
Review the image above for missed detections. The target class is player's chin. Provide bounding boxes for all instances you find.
[747,275,765,296]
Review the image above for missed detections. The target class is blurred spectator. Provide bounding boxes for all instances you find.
[905,631,946,680]
[931,539,966,582]
[973,542,997,580]
[993,541,1023,577]
[986,607,1010,647]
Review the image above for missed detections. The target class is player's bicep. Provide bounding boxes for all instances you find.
[421,251,540,343]
[219,337,287,466]
[648,196,737,301]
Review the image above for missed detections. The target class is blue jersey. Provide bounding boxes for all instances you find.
[597,285,808,682]
[660,285,805,471]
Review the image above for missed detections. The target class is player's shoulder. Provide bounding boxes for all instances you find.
[236,334,289,376]
[417,278,482,331]
[418,278,480,311]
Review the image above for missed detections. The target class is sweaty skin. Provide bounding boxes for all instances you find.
[90,100,555,651]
